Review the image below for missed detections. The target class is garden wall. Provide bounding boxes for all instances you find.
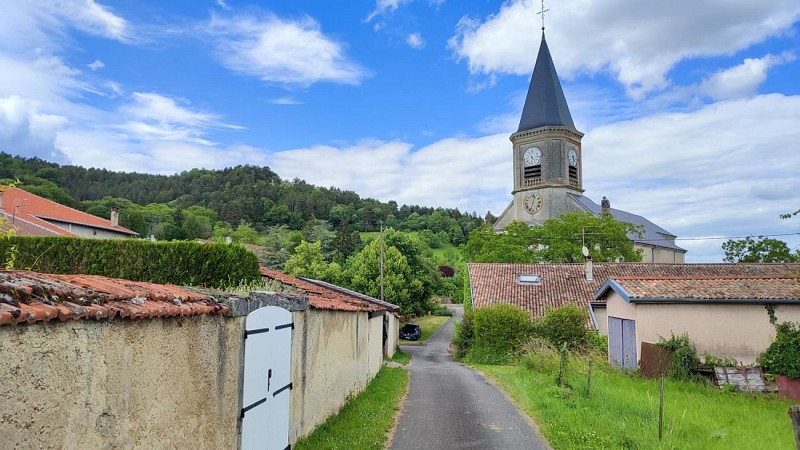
[0,285,388,448]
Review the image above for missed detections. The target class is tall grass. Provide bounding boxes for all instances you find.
[477,348,796,449]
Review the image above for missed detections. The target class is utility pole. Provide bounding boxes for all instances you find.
[380,221,385,302]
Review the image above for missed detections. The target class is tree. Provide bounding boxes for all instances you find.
[461,222,539,263]
[722,236,799,263]
[533,212,643,263]
[346,239,414,313]
[461,213,643,263]
[332,220,361,264]
[283,240,343,283]
[381,228,440,310]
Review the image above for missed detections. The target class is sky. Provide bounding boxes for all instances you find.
[0,0,799,262]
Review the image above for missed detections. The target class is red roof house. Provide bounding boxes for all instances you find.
[0,186,137,238]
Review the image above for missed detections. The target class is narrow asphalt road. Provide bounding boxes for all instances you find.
[389,305,549,450]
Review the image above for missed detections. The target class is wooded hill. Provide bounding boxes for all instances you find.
[0,153,483,244]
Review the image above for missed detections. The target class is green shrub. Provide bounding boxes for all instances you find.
[657,333,701,381]
[452,309,474,360]
[432,303,453,316]
[0,236,260,288]
[585,331,608,355]
[469,304,532,364]
[532,305,590,350]
[758,321,800,378]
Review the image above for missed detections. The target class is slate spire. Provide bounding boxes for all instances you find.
[517,33,575,132]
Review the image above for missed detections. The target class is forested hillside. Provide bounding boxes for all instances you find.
[0,153,482,243]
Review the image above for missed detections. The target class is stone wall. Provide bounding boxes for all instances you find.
[0,314,244,449]
[0,291,391,448]
[289,309,384,443]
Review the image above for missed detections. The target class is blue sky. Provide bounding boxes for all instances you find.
[1,0,799,262]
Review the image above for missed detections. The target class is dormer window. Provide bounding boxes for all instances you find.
[517,274,542,285]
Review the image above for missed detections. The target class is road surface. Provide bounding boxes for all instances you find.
[389,306,549,450]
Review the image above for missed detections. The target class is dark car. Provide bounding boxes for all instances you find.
[400,323,421,341]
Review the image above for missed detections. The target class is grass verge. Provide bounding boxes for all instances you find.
[390,348,411,365]
[476,362,796,449]
[400,315,449,345]
[294,366,409,450]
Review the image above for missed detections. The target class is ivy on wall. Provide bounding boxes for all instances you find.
[0,236,260,289]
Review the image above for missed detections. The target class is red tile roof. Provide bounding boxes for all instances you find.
[469,262,800,320]
[0,186,137,237]
[260,268,384,313]
[0,270,226,326]
[599,275,800,302]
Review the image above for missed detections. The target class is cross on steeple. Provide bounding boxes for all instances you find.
[537,0,549,31]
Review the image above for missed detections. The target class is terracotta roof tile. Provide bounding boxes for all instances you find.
[469,262,800,320]
[0,270,226,326]
[260,268,384,313]
[604,275,800,301]
[0,186,137,236]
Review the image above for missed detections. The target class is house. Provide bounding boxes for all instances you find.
[595,275,800,368]
[259,268,401,358]
[468,262,799,323]
[0,186,137,238]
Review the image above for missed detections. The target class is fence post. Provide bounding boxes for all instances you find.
[790,406,800,450]
[586,358,592,398]
[658,373,665,441]
[557,342,567,386]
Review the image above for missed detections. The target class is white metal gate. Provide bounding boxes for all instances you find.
[241,306,293,450]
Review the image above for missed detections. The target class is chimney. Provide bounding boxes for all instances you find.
[110,206,119,227]
[601,196,610,215]
[585,255,593,282]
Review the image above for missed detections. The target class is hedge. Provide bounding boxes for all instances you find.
[0,236,261,289]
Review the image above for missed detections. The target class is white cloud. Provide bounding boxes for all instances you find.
[208,14,368,86]
[88,59,105,71]
[366,0,412,23]
[449,0,800,98]
[270,135,511,213]
[0,96,70,162]
[700,53,795,100]
[406,32,425,49]
[115,92,243,144]
[0,1,130,49]
[215,0,231,10]
[66,0,129,41]
[270,96,302,105]
[581,94,800,261]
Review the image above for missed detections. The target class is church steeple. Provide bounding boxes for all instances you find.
[517,33,575,132]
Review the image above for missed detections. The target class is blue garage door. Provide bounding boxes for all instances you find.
[608,316,637,370]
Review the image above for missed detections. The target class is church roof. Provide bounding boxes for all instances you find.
[568,194,686,252]
[517,33,575,132]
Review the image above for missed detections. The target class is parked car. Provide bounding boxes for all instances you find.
[400,323,421,341]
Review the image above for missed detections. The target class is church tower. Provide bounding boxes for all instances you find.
[496,32,584,227]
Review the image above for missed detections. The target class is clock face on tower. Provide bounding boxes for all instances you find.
[523,192,543,214]
[568,147,578,167]
[523,146,541,166]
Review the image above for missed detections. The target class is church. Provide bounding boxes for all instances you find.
[493,32,686,263]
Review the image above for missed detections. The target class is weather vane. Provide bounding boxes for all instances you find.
[537,0,549,31]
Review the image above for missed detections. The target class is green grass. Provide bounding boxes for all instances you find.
[294,366,409,450]
[389,348,411,365]
[475,359,796,449]
[400,315,449,345]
